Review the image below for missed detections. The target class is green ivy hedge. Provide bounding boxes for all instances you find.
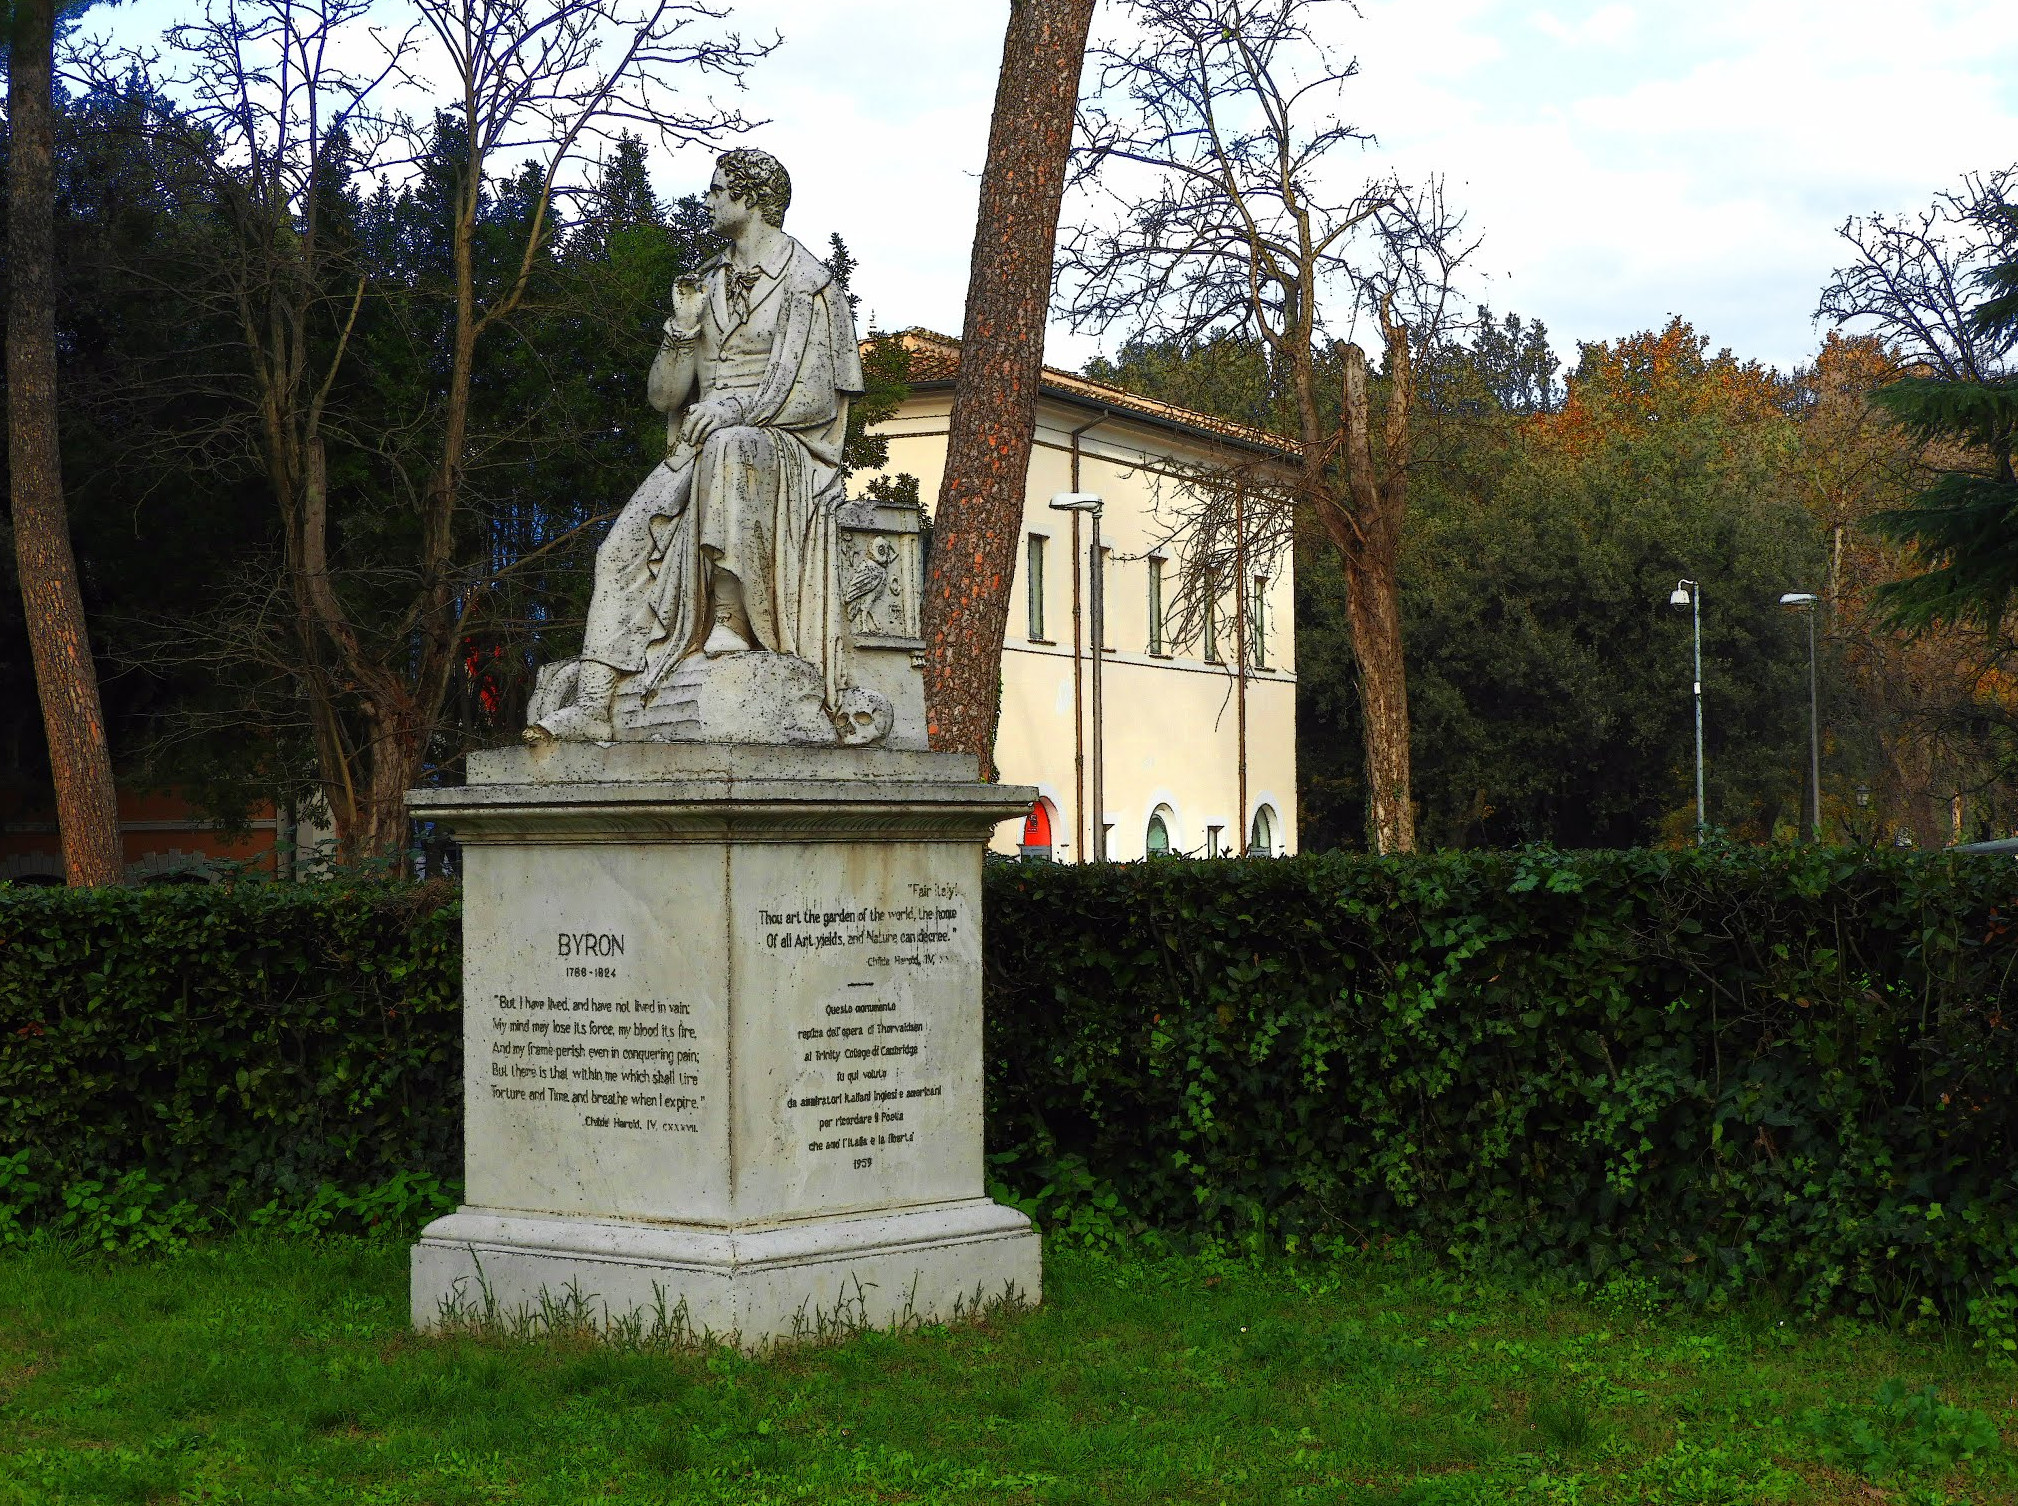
[985,847,2018,1332]
[4,850,2016,1333]
[0,883,460,1218]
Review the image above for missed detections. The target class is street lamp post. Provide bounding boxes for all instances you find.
[1780,591,1822,842]
[1050,493,1105,859]
[1670,579,1706,842]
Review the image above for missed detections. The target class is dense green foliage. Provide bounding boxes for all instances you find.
[0,884,460,1217]
[0,83,275,803]
[1379,325,1826,848]
[1089,320,1835,849]
[5,1237,2015,1503]
[1820,167,2018,636]
[0,89,708,806]
[984,849,2018,1337]
[5,852,2018,1343]
[0,86,906,829]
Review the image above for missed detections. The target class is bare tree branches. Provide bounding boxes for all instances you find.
[396,0,772,344]
[1062,0,1471,386]
[1060,0,1475,851]
[1137,451,1298,664]
[80,0,771,860]
[1819,168,2018,643]
[1818,166,2018,384]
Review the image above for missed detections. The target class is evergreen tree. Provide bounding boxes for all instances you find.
[1821,169,2018,634]
[821,231,911,481]
[1868,263,2018,629]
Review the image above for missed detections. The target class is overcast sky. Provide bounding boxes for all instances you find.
[87,0,2018,375]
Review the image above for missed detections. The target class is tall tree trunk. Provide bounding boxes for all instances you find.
[920,0,1095,776]
[7,0,124,887]
[357,692,428,866]
[1335,340,1416,854]
[1340,546,1413,853]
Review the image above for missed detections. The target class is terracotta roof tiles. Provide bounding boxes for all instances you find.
[884,329,1300,461]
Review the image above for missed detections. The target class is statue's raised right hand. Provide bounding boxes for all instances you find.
[671,274,707,332]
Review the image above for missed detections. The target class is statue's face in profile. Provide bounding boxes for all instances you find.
[705,167,754,237]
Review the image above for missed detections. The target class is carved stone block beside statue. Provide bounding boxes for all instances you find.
[408,151,1035,1347]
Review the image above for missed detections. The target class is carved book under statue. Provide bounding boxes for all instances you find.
[408,150,1038,1348]
[525,147,923,752]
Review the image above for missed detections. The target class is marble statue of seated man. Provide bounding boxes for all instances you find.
[528,147,868,743]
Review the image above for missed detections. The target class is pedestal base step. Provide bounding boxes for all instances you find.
[411,1199,1040,1350]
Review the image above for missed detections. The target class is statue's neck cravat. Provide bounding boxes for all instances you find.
[726,266,766,326]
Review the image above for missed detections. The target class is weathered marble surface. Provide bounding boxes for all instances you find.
[407,744,1038,1347]
[526,149,925,750]
[411,1200,1039,1342]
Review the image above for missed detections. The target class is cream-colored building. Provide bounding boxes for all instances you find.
[860,332,1299,863]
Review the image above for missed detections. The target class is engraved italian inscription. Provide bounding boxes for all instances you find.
[761,881,966,1174]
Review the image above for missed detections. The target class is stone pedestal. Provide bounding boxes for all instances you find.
[407,742,1040,1347]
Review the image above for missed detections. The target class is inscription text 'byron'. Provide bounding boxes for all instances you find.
[558,932,627,958]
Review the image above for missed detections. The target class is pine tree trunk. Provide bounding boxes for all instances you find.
[7,0,124,887]
[1341,547,1415,854]
[920,0,1095,776]
[1334,341,1416,854]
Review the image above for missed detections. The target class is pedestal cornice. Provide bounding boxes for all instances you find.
[407,743,1036,846]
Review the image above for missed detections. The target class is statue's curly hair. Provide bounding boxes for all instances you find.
[715,149,791,228]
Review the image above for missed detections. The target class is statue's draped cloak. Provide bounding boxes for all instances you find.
[583,235,864,710]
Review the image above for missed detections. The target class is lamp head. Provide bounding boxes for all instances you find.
[1048,491,1103,515]
[1668,586,1692,609]
[1779,592,1819,607]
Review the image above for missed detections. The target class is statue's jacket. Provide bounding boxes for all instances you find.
[592,236,865,707]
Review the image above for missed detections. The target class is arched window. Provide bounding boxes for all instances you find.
[1248,804,1276,857]
[1020,799,1054,860]
[1145,807,1173,857]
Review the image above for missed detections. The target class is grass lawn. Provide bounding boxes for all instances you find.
[0,1234,2012,1504]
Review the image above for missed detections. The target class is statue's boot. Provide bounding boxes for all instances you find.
[525,661,619,743]
[702,621,752,656]
[702,571,755,657]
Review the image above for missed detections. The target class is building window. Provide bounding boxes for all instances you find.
[1248,576,1269,669]
[1147,557,1167,655]
[1100,821,1115,861]
[1203,589,1220,664]
[1248,803,1277,857]
[1206,823,1225,857]
[1146,805,1175,857]
[1025,534,1046,641]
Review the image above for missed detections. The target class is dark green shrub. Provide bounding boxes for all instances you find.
[5,848,2017,1342]
[0,882,459,1219]
[983,846,2018,1333]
